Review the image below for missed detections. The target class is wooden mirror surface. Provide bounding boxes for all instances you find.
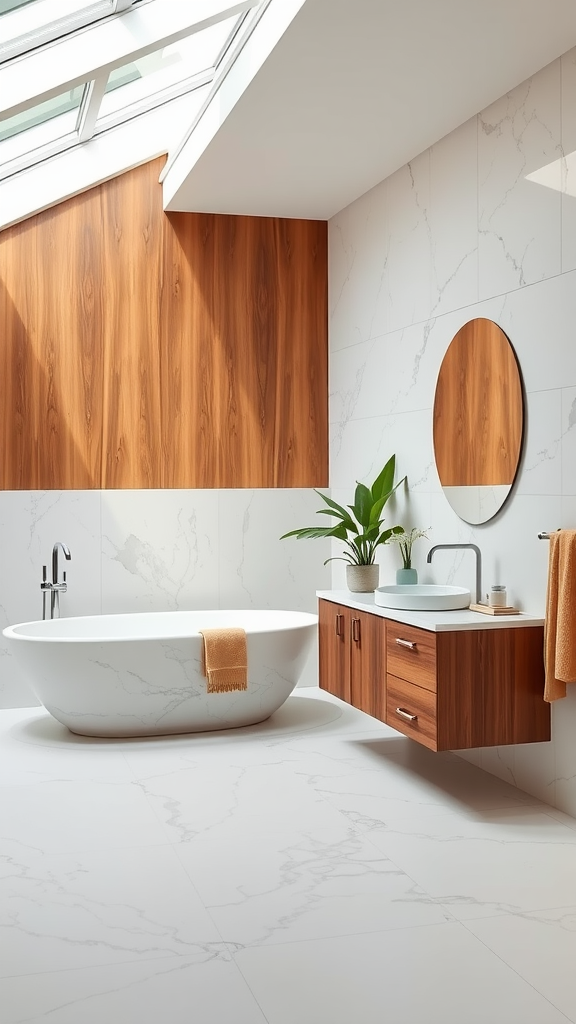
[433,318,524,525]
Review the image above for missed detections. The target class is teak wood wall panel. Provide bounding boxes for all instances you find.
[0,158,328,489]
[0,192,104,489]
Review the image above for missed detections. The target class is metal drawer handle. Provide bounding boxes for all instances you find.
[395,638,417,650]
[335,613,344,638]
[352,618,361,643]
[395,707,418,722]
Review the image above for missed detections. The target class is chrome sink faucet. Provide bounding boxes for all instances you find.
[41,542,71,619]
[426,543,482,605]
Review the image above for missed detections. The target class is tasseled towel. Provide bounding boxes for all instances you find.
[544,530,576,702]
[198,627,248,693]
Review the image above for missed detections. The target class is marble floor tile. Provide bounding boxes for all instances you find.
[0,778,170,855]
[465,909,576,1022]
[0,708,135,785]
[0,954,268,1024]
[366,805,576,920]
[0,844,222,977]
[295,742,540,830]
[2,694,576,1024]
[134,760,351,844]
[233,922,569,1024]
[175,824,453,948]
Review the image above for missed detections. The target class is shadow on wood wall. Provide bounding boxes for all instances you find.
[0,158,328,490]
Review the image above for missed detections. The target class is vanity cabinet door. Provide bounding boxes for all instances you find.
[318,600,351,702]
[350,609,386,720]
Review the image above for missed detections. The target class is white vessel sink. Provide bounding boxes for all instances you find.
[375,584,471,611]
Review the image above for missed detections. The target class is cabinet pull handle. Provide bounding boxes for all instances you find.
[395,638,417,650]
[395,707,418,722]
[352,617,361,642]
[335,613,344,638]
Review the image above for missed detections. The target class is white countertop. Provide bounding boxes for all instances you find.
[316,590,544,632]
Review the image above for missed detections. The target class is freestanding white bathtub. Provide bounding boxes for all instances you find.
[3,609,317,738]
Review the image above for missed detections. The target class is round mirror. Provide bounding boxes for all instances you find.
[433,318,524,525]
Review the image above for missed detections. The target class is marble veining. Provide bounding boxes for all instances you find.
[2,692,576,1023]
[328,44,576,823]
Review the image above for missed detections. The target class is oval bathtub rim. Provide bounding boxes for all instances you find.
[2,608,319,644]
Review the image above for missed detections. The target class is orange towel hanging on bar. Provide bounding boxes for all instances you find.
[544,530,576,702]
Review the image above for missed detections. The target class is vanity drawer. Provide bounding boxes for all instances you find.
[386,623,437,691]
[386,674,437,750]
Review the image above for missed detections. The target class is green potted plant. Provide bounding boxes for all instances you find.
[388,527,429,584]
[280,455,405,592]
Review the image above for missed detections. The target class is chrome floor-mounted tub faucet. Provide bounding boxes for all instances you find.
[41,542,71,619]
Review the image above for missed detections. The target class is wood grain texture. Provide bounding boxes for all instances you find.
[318,600,351,703]
[433,318,523,487]
[0,158,328,489]
[386,622,437,692]
[0,193,104,488]
[350,610,386,720]
[436,626,550,750]
[386,674,438,751]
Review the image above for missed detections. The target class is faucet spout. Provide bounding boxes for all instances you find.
[49,542,71,619]
[426,543,482,605]
[52,541,71,586]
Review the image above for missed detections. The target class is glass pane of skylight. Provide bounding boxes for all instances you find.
[96,14,241,125]
[0,84,84,163]
[0,1,37,14]
[0,0,116,62]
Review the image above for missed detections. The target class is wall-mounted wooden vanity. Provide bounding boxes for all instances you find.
[317,592,550,751]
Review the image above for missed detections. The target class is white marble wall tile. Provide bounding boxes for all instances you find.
[515,389,562,497]
[0,490,101,708]
[513,738,556,808]
[561,386,576,494]
[478,59,562,299]
[429,116,479,316]
[495,271,576,394]
[328,47,576,818]
[330,411,435,500]
[385,151,432,334]
[217,489,329,688]
[101,489,219,613]
[551,687,576,817]
[329,179,389,352]
[330,317,458,432]
[561,46,576,273]
[561,494,576,529]
[217,489,329,612]
[427,493,560,613]
[477,746,517,788]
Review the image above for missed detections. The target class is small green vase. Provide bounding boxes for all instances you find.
[396,567,418,585]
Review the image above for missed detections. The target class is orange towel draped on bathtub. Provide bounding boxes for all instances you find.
[544,530,576,702]
[198,627,248,693]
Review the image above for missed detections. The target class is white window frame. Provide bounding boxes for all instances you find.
[0,0,260,181]
[0,0,142,64]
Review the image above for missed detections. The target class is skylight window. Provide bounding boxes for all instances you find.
[0,0,140,63]
[0,85,84,159]
[96,15,240,129]
[0,0,263,183]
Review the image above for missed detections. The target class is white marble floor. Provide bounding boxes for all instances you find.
[2,689,576,1023]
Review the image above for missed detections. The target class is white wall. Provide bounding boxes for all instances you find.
[329,47,576,815]
[0,489,330,707]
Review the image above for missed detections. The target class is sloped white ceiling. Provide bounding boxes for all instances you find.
[163,0,576,219]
